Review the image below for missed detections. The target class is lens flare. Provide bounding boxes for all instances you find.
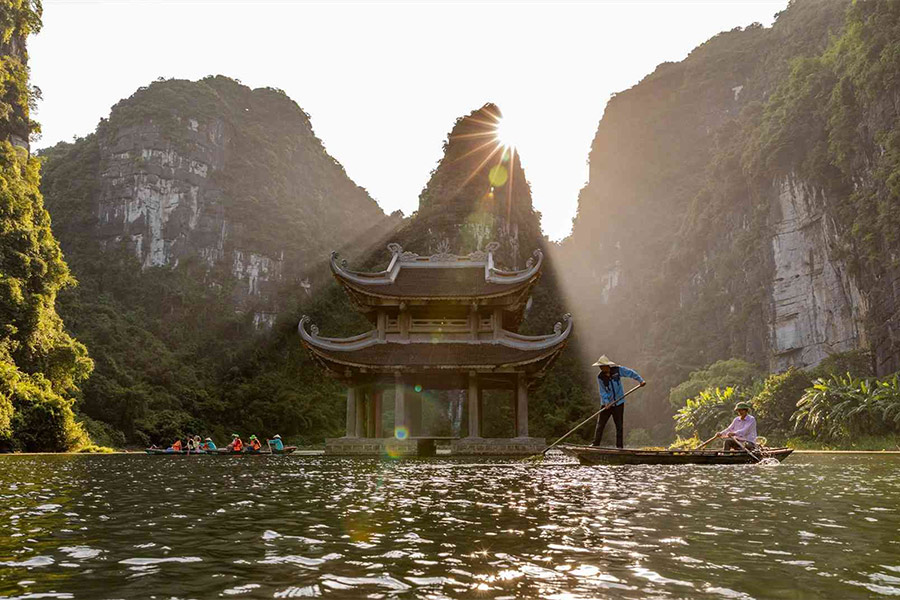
[394,426,409,440]
[488,164,508,187]
[414,384,423,393]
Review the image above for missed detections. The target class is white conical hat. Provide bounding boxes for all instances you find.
[591,355,617,367]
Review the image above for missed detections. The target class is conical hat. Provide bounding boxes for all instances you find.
[591,355,617,367]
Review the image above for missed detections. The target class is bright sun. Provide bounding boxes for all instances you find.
[494,116,520,150]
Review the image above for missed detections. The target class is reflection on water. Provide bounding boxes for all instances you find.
[1,454,899,599]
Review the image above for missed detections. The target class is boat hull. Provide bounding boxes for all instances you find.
[144,447,297,456]
[559,444,793,465]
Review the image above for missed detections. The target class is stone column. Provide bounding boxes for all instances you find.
[366,390,377,437]
[516,373,529,437]
[345,386,358,438]
[355,389,366,438]
[373,390,384,438]
[407,392,422,438]
[467,371,481,437]
[394,372,406,436]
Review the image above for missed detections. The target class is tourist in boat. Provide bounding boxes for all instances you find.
[192,435,202,452]
[186,435,198,453]
[166,438,183,453]
[717,402,758,451]
[227,434,243,452]
[267,434,284,452]
[591,355,646,449]
[201,437,217,452]
[247,435,262,452]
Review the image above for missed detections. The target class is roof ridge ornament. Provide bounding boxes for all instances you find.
[429,239,455,263]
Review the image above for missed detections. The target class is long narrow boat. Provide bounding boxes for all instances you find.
[559,444,792,465]
[144,446,297,456]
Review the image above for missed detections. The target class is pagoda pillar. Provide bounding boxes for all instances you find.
[355,389,366,437]
[407,393,422,437]
[345,386,358,438]
[467,371,482,437]
[516,373,529,437]
[366,390,378,437]
[373,390,384,438]
[394,373,407,436]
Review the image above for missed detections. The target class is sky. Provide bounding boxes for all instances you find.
[31,0,788,241]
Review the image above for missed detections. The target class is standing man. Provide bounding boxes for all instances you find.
[591,355,646,448]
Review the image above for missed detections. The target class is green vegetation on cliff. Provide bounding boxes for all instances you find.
[1,1,94,451]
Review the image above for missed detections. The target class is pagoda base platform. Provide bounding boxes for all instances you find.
[451,437,546,456]
[325,437,436,457]
[324,437,547,456]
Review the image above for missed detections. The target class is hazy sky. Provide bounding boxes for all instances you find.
[31,0,787,241]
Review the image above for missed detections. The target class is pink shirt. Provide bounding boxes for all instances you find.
[719,415,757,443]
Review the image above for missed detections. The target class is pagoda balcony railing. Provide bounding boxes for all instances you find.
[299,314,572,352]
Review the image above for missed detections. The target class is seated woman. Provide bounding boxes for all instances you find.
[201,437,217,452]
[166,438,183,453]
[226,434,243,452]
[717,402,758,451]
[247,435,262,452]
[267,434,284,452]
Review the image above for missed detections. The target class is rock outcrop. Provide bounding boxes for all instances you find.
[43,77,399,323]
[769,176,866,371]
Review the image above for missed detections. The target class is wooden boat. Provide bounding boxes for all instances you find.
[144,446,297,456]
[559,444,793,465]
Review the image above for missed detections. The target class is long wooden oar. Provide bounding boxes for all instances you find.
[732,437,761,463]
[524,384,644,461]
[695,434,719,450]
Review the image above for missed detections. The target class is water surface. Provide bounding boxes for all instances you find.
[1,453,899,599]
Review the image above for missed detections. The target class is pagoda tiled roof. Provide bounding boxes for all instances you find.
[330,242,542,301]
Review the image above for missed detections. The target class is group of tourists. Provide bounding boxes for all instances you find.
[590,355,759,451]
[162,433,285,453]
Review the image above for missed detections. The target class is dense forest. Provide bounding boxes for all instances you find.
[4,0,900,451]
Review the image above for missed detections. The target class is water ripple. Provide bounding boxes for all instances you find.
[0,454,899,598]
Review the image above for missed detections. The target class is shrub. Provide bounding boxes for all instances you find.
[675,386,748,440]
[792,373,900,441]
[753,368,812,433]
[669,359,760,407]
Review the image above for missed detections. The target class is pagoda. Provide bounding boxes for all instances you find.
[299,241,572,456]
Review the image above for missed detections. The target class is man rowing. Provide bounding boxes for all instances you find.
[591,355,646,449]
[717,402,758,451]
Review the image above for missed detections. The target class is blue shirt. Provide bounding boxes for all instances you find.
[203,441,217,451]
[268,438,284,451]
[597,366,644,406]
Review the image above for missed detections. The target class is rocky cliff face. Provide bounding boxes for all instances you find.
[43,77,399,323]
[770,173,867,371]
[769,176,866,371]
[564,0,900,428]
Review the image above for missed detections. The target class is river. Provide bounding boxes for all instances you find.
[1,453,898,599]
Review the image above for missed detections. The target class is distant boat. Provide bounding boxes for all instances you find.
[144,447,297,456]
[560,444,792,465]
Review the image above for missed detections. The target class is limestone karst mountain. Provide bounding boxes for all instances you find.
[387,103,544,270]
[561,0,900,434]
[42,76,398,323]
[38,77,400,444]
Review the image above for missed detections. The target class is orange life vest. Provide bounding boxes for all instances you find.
[232,438,243,451]
[172,440,182,451]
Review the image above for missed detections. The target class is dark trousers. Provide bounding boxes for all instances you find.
[723,439,757,451]
[592,403,625,448]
